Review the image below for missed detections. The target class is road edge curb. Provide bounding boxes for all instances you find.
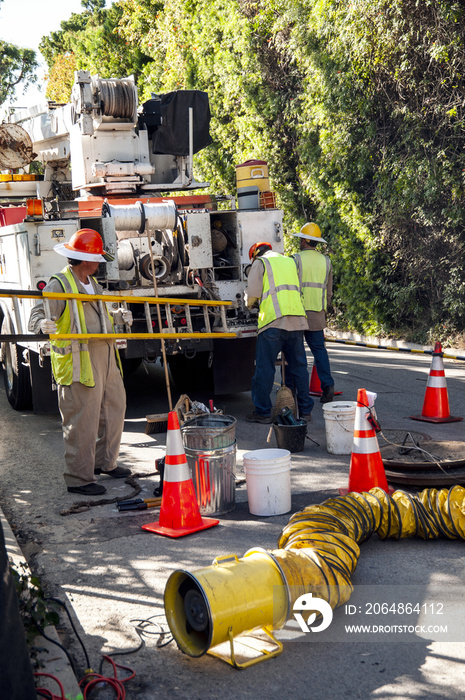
[0,507,83,700]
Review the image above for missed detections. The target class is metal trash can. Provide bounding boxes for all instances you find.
[185,442,236,515]
[181,414,236,449]
[182,415,237,515]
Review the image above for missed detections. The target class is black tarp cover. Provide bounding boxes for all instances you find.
[149,90,212,156]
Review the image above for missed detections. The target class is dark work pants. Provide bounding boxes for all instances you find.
[252,327,313,417]
[304,329,334,389]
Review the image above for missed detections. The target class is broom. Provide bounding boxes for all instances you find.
[145,392,191,435]
[271,352,297,420]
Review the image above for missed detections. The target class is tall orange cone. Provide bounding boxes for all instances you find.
[142,411,219,538]
[308,364,342,397]
[340,388,389,494]
[410,342,462,423]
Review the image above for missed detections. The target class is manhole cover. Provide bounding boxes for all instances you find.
[378,429,432,449]
[381,438,465,471]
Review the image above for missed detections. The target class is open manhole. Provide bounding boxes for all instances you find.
[384,464,465,487]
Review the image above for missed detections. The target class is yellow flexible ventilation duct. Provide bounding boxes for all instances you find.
[164,485,465,667]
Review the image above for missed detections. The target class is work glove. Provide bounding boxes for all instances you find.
[112,308,133,326]
[39,318,57,334]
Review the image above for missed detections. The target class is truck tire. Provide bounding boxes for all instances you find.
[121,357,142,375]
[168,352,213,392]
[1,318,33,410]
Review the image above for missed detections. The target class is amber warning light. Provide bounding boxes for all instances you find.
[26,199,43,217]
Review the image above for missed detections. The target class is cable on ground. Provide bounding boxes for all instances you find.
[35,597,173,699]
[60,472,157,516]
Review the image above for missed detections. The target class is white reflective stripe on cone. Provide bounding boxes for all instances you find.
[163,461,191,482]
[352,436,380,454]
[426,376,447,388]
[354,412,372,431]
[166,431,185,454]
[431,356,443,371]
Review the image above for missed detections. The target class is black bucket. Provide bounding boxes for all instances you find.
[272,422,307,453]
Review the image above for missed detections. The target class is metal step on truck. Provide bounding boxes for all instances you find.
[0,71,284,413]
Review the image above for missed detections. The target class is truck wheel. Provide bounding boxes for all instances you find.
[168,352,213,392]
[1,318,33,410]
[121,357,142,375]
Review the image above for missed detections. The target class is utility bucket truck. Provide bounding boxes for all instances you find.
[0,72,283,413]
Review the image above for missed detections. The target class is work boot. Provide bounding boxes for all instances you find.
[320,385,335,404]
[245,412,272,424]
[68,483,106,496]
[301,413,312,422]
[94,466,132,478]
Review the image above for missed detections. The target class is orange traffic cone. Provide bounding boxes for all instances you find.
[340,388,389,494]
[142,411,219,538]
[309,364,342,397]
[410,342,462,423]
[308,365,323,395]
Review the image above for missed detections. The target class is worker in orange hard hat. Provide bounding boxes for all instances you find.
[29,228,133,496]
[53,227,115,262]
[244,241,313,423]
[292,222,335,403]
[248,241,272,262]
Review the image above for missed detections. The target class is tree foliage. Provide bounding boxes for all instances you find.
[41,0,465,343]
[45,52,77,104]
[40,0,152,102]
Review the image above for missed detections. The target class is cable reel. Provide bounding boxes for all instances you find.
[139,253,170,282]
[96,78,137,120]
[102,201,177,234]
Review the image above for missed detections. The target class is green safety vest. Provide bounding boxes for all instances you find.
[293,249,331,312]
[258,252,306,329]
[50,266,122,386]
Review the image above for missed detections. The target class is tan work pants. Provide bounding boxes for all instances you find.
[58,340,126,487]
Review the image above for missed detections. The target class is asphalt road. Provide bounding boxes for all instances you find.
[1,342,465,699]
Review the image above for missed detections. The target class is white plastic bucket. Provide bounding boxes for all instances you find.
[242,448,291,516]
[322,401,357,455]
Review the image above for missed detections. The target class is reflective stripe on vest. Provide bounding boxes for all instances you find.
[258,252,306,329]
[50,269,95,386]
[50,268,123,385]
[293,250,330,312]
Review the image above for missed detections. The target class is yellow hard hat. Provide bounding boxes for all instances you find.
[294,222,326,243]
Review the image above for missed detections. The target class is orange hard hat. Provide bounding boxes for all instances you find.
[54,228,114,262]
[249,241,272,261]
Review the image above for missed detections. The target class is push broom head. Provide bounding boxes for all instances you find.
[272,385,297,419]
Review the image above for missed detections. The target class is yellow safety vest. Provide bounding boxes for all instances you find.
[258,252,306,329]
[293,250,331,312]
[50,267,122,386]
